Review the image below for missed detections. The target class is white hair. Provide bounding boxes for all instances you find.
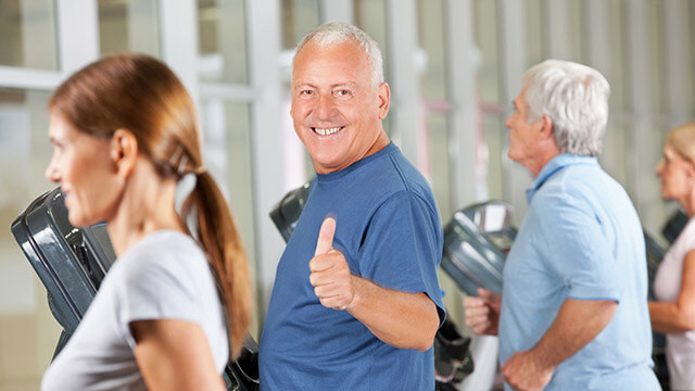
[524,59,611,156]
[293,21,384,87]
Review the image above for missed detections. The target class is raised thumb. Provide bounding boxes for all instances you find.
[314,217,336,256]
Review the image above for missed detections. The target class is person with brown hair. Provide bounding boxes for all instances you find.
[40,53,251,390]
[651,122,695,390]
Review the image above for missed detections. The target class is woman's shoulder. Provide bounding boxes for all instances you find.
[115,230,209,284]
[673,218,695,253]
[123,229,203,258]
[106,230,220,322]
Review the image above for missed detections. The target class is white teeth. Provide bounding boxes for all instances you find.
[314,127,341,136]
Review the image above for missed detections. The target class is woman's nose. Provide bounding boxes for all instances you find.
[655,160,664,177]
[45,161,60,183]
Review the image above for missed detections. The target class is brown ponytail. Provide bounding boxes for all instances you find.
[49,53,252,358]
[183,172,252,359]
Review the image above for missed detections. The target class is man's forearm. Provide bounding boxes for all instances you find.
[346,276,439,351]
[528,299,617,369]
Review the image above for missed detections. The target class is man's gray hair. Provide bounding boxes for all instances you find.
[294,21,384,87]
[524,59,610,156]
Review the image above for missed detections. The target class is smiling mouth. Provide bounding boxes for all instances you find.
[312,126,344,136]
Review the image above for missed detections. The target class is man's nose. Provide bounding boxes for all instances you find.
[316,94,337,119]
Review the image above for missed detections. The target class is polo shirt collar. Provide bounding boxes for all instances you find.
[526,153,598,202]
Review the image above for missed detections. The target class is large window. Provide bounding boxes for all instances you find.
[0,0,57,70]
[0,88,57,390]
[99,0,161,57]
[198,0,248,84]
[196,0,262,334]
[281,0,320,50]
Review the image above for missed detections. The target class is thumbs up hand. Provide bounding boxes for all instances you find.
[309,217,356,311]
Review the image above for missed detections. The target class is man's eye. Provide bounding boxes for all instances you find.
[334,89,352,98]
[299,90,314,97]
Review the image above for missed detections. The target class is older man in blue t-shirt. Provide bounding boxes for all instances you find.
[259,22,445,390]
[464,60,660,390]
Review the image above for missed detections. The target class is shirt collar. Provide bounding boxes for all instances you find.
[526,153,598,202]
[316,142,396,183]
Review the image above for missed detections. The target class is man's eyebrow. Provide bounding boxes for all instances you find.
[331,82,358,89]
[292,82,359,92]
[293,82,317,89]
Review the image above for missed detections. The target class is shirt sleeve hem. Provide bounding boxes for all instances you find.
[565,293,620,303]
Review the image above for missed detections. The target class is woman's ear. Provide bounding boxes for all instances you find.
[110,129,138,178]
[685,160,695,182]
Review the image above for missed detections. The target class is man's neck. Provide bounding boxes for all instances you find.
[529,149,561,178]
[364,129,390,158]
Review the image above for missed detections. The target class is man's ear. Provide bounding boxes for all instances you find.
[110,129,138,178]
[539,114,554,140]
[377,82,391,119]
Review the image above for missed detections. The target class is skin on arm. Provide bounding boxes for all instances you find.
[309,217,440,352]
[130,319,226,391]
[650,250,695,334]
[346,277,439,351]
[502,298,616,391]
[463,288,501,336]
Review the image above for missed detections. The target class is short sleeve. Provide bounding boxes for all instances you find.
[113,246,202,348]
[357,191,446,323]
[538,192,621,302]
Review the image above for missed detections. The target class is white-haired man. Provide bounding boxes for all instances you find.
[259,22,445,390]
[464,60,660,391]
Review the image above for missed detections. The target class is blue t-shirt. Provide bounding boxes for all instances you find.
[500,154,660,390]
[260,143,445,390]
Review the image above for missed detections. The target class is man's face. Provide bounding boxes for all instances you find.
[505,86,545,169]
[291,39,390,174]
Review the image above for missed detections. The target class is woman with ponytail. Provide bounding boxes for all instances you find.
[41,53,251,390]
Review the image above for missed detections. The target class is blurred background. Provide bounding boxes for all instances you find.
[0,0,693,389]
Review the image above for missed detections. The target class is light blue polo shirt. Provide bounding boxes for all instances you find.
[499,153,659,390]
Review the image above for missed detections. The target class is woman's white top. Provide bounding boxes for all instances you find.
[654,217,695,390]
[41,230,228,391]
